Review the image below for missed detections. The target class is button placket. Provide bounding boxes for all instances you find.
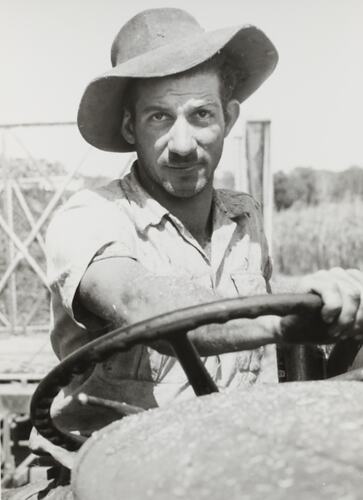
[167,214,211,265]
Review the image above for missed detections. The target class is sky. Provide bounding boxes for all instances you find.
[1,0,363,177]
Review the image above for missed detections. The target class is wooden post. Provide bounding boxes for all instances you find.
[245,121,273,250]
[244,121,277,383]
[233,136,248,192]
[262,123,273,250]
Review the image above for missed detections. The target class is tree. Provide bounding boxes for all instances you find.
[332,166,363,201]
[290,167,318,206]
[274,171,295,210]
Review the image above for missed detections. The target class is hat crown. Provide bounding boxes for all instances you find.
[111,8,203,67]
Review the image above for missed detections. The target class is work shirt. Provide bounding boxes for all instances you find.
[46,164,276,434]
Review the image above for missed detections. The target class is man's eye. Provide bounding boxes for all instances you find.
[151,112,168,121]
[195,109,211,119]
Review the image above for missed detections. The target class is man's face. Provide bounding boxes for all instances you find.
[122,69,239,199]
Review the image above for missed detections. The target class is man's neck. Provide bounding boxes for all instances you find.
[135,164,214,247]
[165,188,214,247]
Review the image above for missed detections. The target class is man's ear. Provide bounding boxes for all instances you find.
[121,109,136,145]
[224,99,240,138]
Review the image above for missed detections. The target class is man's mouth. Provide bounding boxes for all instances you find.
[165,162,203,171]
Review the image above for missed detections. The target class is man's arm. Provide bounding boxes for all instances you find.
[77,257,280,356]
[77,259,363,356]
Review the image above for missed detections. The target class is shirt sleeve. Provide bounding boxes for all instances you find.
[46,187,137,321]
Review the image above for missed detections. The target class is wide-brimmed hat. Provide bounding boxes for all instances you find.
[77,8,278,153]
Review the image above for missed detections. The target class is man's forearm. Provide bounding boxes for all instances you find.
[77,258,278,356]
[149,316,278,356]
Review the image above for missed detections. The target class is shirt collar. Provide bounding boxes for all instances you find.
[120,163,169,232]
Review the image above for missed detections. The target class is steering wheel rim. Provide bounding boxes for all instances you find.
[31,293,327,450]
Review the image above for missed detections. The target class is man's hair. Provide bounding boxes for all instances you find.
[123,53,245,119]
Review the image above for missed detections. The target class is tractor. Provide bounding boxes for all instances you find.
[5,293,363,499]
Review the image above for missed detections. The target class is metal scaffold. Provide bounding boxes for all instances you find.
[0,122,82,336]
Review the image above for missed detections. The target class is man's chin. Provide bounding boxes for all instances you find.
[162,180,208,199]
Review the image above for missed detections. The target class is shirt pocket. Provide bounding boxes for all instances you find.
[230,271,267,297]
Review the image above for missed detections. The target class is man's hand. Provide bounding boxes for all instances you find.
[278,268,363,344]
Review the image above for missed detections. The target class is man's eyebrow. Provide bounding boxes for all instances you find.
[193,101,219,109]
[187,98,219,109]
[140,104,171,114]
[140,98,219,114]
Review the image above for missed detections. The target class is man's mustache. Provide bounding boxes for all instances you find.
[167,151,200,166]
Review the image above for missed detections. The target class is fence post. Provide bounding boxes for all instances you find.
[233,136,248,192]
[245,120,273,250]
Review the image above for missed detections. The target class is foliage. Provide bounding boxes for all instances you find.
[0,157,68,178]
[273,199,363,275]
[274,171,296,210]
[331,166,363,200]
[274,166,363,211]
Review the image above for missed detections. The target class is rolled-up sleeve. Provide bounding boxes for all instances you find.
[46,188,136,321]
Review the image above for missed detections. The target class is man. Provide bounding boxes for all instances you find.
[44,7,363,430]
[29,5,363,488]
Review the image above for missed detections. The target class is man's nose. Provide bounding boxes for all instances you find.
[168,117,197,158]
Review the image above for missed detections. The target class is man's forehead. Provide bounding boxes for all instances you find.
[134,70,222,108]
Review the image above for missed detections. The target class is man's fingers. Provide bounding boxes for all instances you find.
[299,268,362,338]
[299,270,342,324]
[328,268,361,337]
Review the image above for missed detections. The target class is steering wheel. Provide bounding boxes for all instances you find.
[30,293,360,452]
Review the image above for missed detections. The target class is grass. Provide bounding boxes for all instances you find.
[272,199,363,275]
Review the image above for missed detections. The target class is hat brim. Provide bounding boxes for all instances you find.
[78,25,278,152]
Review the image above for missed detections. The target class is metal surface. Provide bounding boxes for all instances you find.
[30,294,327,450]
[277,344,327,382]
[327,338,362,377]
[77,393,143,416]
[0,125,87,335]
[73,381,363,500]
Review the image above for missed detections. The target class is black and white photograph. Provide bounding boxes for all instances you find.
[1,1,363,498]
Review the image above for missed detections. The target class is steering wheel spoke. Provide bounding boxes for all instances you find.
[167,332,218,396]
